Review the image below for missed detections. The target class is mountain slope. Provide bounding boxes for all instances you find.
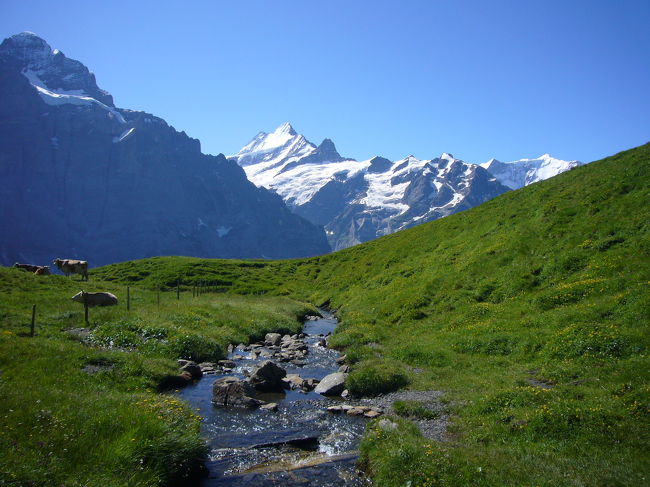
[0,33,330,266]
[97,142,650,486]
[231,123,582,250]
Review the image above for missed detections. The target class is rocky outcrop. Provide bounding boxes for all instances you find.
[212,377,265,408]
[248,360,287,392]
[282,374,320,392]
[314,372,347,396]
[177,360,203,380]
[264,333,282,346]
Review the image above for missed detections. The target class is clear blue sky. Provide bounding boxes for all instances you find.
[2,0,649,163]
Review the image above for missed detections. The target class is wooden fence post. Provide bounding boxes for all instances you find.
[176,280,180,300]
[30,304,36,337]
[127,286,131,311]
[84,300,89,324]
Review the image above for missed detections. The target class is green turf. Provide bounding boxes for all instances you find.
[0,270,315,486]
[2,142,649,486]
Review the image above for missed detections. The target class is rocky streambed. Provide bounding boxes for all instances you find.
[178,311,378,486]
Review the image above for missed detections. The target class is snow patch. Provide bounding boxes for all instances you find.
[216,226,232,237]
[481,154,582,189]
[113,127,135,143]
[22,69,126,124]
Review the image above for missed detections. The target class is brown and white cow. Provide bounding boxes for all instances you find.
[14,263,41,272]
[71,291,118,307]
[14,263,50,275]
[53,258,89,281]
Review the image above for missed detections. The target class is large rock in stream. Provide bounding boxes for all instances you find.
[248,360,287,392]
[264,333,282,346]
[314,372,347,396]
[212,377,264,408]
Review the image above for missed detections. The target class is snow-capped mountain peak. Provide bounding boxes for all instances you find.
[1,32,52,68]
[0,31,117,113]
[275,122,297,136]
[1,31,122,125]
[230,122,316,168]
[232,123,584,250]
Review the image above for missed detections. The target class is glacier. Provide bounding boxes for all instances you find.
[230,123,583,250]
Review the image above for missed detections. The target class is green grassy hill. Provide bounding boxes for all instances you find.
[95,143,650,486]
[2,142,649,486]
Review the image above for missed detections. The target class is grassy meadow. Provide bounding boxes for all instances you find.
[0,270,315,486]
[1,142,649,485]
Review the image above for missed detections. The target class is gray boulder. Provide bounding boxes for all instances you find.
[282,374,305,390]
[212,377,264,408]
[179,361,203,379]
[218,359,236,369]
[314,372,347,396]
[264,333,282,346]
[248,360,287,392]
[303,378,320,391]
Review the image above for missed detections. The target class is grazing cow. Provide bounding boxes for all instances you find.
[53,258,88,281]
[34,266,50,275]
[14,263,41,272]
[71,291,118,307]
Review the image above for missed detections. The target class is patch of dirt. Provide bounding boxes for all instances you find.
[359,390,449,441]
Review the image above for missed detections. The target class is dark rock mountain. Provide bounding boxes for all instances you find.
[0,33,330,266]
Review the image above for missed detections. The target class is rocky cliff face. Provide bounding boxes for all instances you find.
[0,33,330,266]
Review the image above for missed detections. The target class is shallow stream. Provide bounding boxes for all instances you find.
[179,311,370,486]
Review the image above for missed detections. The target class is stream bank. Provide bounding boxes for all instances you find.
[179,311,372,486]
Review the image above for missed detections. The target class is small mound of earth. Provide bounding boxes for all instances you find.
[359,390,449,441]
[81,364,114,375]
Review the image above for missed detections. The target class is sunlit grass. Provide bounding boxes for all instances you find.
[2,142,649,485]
[0,270,314,486]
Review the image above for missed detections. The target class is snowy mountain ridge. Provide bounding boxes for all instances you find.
[1,32,115,107]
[481,153,582,189]
[230,123,583,249]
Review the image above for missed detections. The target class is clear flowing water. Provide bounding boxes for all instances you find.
[179,311,370,486]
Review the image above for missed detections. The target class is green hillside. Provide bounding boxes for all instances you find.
[2,142,648,486]
[95,143,650,486]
